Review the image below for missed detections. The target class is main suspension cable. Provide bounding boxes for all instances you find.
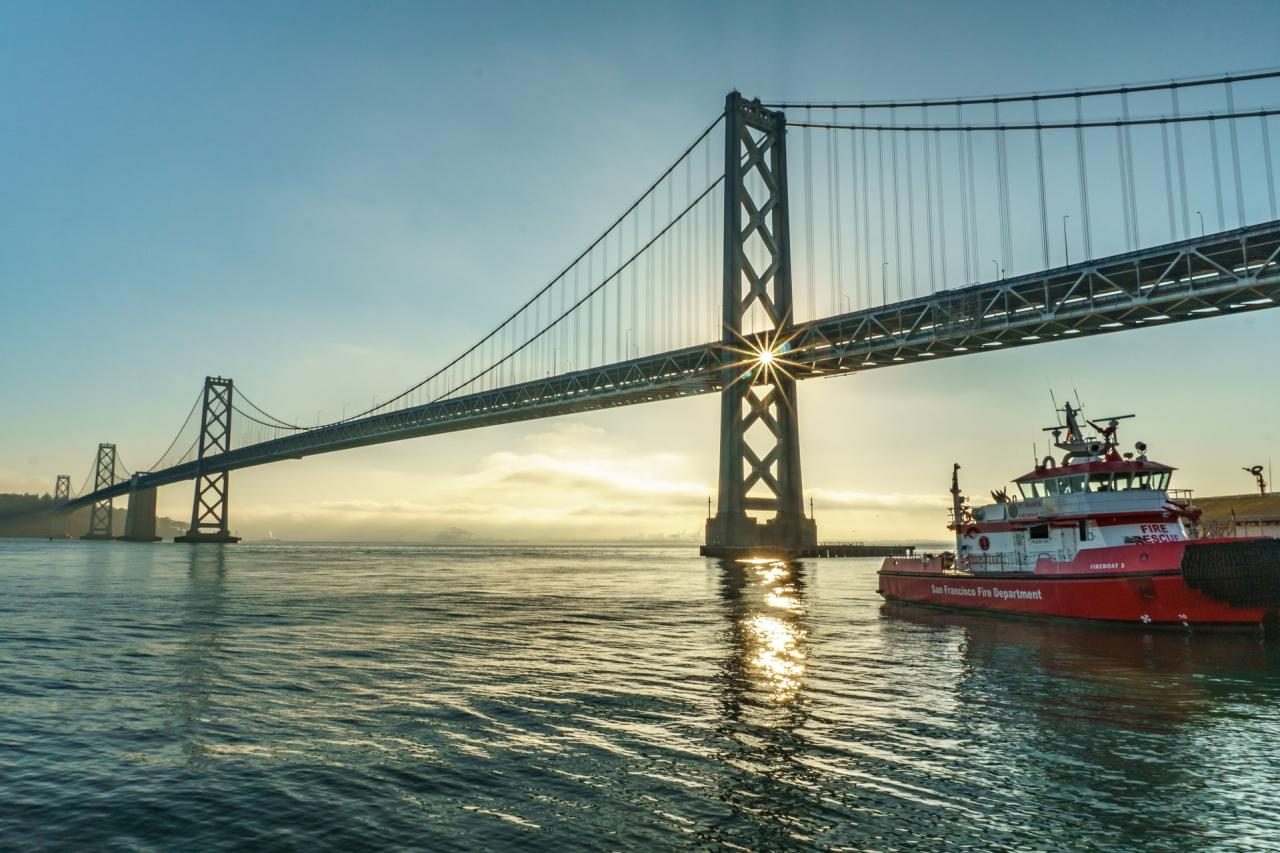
[786,106,1280,133]
[763,67,1280,110]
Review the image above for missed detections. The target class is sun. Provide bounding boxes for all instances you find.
[717,318,805,394]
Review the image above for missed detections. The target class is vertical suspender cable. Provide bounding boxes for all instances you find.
[631,214,638,357]
[848,131,861,309]
[602,232,610,365]
[934,128,947,290]
[860,122,872,308]
[1116,104,1136,249]
[962,129,972,277]
[1210,116,1225,230]
[995,101,1012,274]
[648,195,655,353]
[803,108,815,318]
[674,173,682,350]
[587,249,594,368]
[685,156,693,346]
[706,143,714,340]
[877,128,888,305]
[1263,114,1277,219]
[1161,120,1177,242]
[670,175,680,345]
[993,105,1006,272]
[826,123,837,315]
[1226,80,1245,227]
[1172,86,1190,238]
[1116,121,1133,250]
[957,105,972,283]
[616,219,623,360]
[1033,99,1049,269]
[890,110,902,300]
[831,118,844,315]
[905,127,918,297]
[1123,91,1139,245]
[923,108,937,294]
[1074,94,1093,259]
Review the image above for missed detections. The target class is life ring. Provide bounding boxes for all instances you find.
[978,535,991,551]
[1008,503,1019,519]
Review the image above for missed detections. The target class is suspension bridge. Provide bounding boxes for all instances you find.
[40,69,1280,555]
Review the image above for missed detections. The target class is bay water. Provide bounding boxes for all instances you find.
[2,540,1278,850]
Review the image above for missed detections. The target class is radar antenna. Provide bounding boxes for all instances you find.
[1244,465,1268,496]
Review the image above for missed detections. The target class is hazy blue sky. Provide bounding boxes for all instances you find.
[2,1,1278,541]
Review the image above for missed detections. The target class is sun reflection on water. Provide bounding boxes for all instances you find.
[738,560,808,705]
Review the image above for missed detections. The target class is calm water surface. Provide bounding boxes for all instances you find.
[2,540,1279,851]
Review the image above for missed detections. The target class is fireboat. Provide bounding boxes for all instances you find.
[879,401,1280,627]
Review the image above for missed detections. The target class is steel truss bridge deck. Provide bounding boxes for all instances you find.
[65,220,1280,509]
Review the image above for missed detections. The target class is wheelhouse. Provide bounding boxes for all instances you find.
[1015,464,1174,499]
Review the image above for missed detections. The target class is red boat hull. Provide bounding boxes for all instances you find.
[877,570,1269,626]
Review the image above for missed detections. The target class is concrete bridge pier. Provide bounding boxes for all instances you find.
[119,475,161,542]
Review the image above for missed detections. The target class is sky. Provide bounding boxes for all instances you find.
[1,0,1279,542]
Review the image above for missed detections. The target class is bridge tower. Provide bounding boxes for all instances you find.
[80,444,117,539]
[50,474,71,538]
[704,92,817,558]
[175,376,241,543]
[53,474,70,504]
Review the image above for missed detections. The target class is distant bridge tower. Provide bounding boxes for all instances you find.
[80,444,116,539]
[51,474,71,538]
[704,92,816,558]
[53,474,70,504]
[175,376,241,543]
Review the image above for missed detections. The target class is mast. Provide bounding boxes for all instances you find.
[951,463,965,562]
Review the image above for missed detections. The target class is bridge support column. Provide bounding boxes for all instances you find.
[119,474,161,542]
[175,376,240,544]
[50,474,71,538]
[80,444,117,540]
[703,92,816,559]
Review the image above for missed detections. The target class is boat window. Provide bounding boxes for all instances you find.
[1087,473,1113,492]
[1114,472,1133,490]
[1043,478,1059,496]
[1064,475,1085,494]
[1029,523,1050,540]
[1026,481,1042,498]
[1153,472,1170,490]
[1132,472,1153,490]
